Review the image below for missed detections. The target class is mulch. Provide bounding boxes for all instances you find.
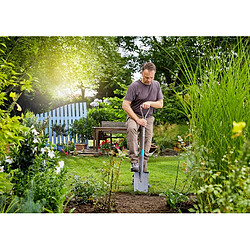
[64,192,196,213]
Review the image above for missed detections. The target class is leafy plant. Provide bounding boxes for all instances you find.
[162,190,189,210]
[69,116,95,142]
[1,119,68,212]
[100,150,126,212]
[0,44,33,158]
[99,140,112,153]
[88,97,127,126]
[52,123,68,137]
[63,141,75,153]
[153,123,189,151]
[70,175,103,204]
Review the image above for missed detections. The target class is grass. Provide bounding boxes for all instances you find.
[61,154,189,195]
[175,40,250,169]
[0,155,190,196]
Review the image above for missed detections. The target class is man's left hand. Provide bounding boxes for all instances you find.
[142,102,151,109]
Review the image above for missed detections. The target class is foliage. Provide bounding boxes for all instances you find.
[69,116,95,141]
[63,141,75,153]
[0,193,20,213]
[0,41,33,158]
[153,123,189,151]
[31,166,68,212]
[88,97,126,126]
[1,120,68,212]
[175,39,250,212]
[52,123,68,137]
[0,36,132,114]
[100,151,125,212]
[0,186,45,213]
[161,190,189,210]
[188,139,250,213]
[23,110,49,135]
[70,175,103,204]
[99,140,112,153]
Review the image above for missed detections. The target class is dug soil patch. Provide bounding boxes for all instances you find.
[65,192,195,213]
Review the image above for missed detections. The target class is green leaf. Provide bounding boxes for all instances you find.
[0,43,7,48]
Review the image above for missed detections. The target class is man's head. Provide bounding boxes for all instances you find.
[141,62,156,85]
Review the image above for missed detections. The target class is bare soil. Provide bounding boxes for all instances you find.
[65,192,196,213]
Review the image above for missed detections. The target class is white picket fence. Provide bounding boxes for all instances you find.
[36,102,88,147]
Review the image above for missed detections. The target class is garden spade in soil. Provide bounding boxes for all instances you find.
[134,106,150,192]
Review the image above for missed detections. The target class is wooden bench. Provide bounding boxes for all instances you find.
[92,121,127,151]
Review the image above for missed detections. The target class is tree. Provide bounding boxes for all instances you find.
[116,36,250,124]
[0,36,132,113]
[0,40,32,158]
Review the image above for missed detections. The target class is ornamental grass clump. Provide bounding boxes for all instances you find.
[173,39,250,212]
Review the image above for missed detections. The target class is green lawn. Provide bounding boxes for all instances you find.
[62,154,190,194]
[0,155,191,195]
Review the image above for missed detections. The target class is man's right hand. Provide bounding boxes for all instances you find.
[136,118,147,127]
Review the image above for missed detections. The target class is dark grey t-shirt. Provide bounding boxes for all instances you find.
[124,79,164,117]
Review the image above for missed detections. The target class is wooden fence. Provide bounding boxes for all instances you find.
[36,102,88,147]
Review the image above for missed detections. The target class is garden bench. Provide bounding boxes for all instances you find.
[92,121,127,151]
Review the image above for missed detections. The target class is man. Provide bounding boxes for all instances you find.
[122,62,164,172]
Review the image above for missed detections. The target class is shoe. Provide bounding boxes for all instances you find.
[131,162,139,172]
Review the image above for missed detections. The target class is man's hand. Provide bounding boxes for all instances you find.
[136,118,147,127]
[141,102,151,109]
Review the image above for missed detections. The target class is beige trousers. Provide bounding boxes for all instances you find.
[126,116,154,171]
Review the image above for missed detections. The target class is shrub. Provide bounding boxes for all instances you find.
[71,175,103,204]
[88,97,126,127]
[1,121,68,212]
[69,116,96,141]
[100,150,125,212]
[153,123,189,151]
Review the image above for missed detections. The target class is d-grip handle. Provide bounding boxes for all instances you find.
[139,105,151,119]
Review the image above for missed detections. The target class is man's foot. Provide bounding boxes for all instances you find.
[130,162,139,172]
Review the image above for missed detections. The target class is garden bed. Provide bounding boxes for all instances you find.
[64,192,196,213]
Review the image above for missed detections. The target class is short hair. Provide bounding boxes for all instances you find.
[142,62,156,72]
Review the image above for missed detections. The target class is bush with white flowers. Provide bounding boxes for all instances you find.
[1,124,68,212]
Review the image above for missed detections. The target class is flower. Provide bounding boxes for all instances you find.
[41,147,48,154]
[177,136,183,142]
[5,156,13,164]
[94,98,102,103]
[90,101,99,107]
[174,147,180,152]
[0,165,4,172]
[61,149,67,155]
[232,121,246,138]
[33,138,39,143]
[33,146,38,153]
[48,150,55,159]
[103,99,111,105]
[31,128,39,136]
[55,161,64,174]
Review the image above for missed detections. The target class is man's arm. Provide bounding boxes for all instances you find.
[141,99,163,109]
[122,100,147,127]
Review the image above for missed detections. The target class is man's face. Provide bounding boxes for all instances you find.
[141,69,155,85]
